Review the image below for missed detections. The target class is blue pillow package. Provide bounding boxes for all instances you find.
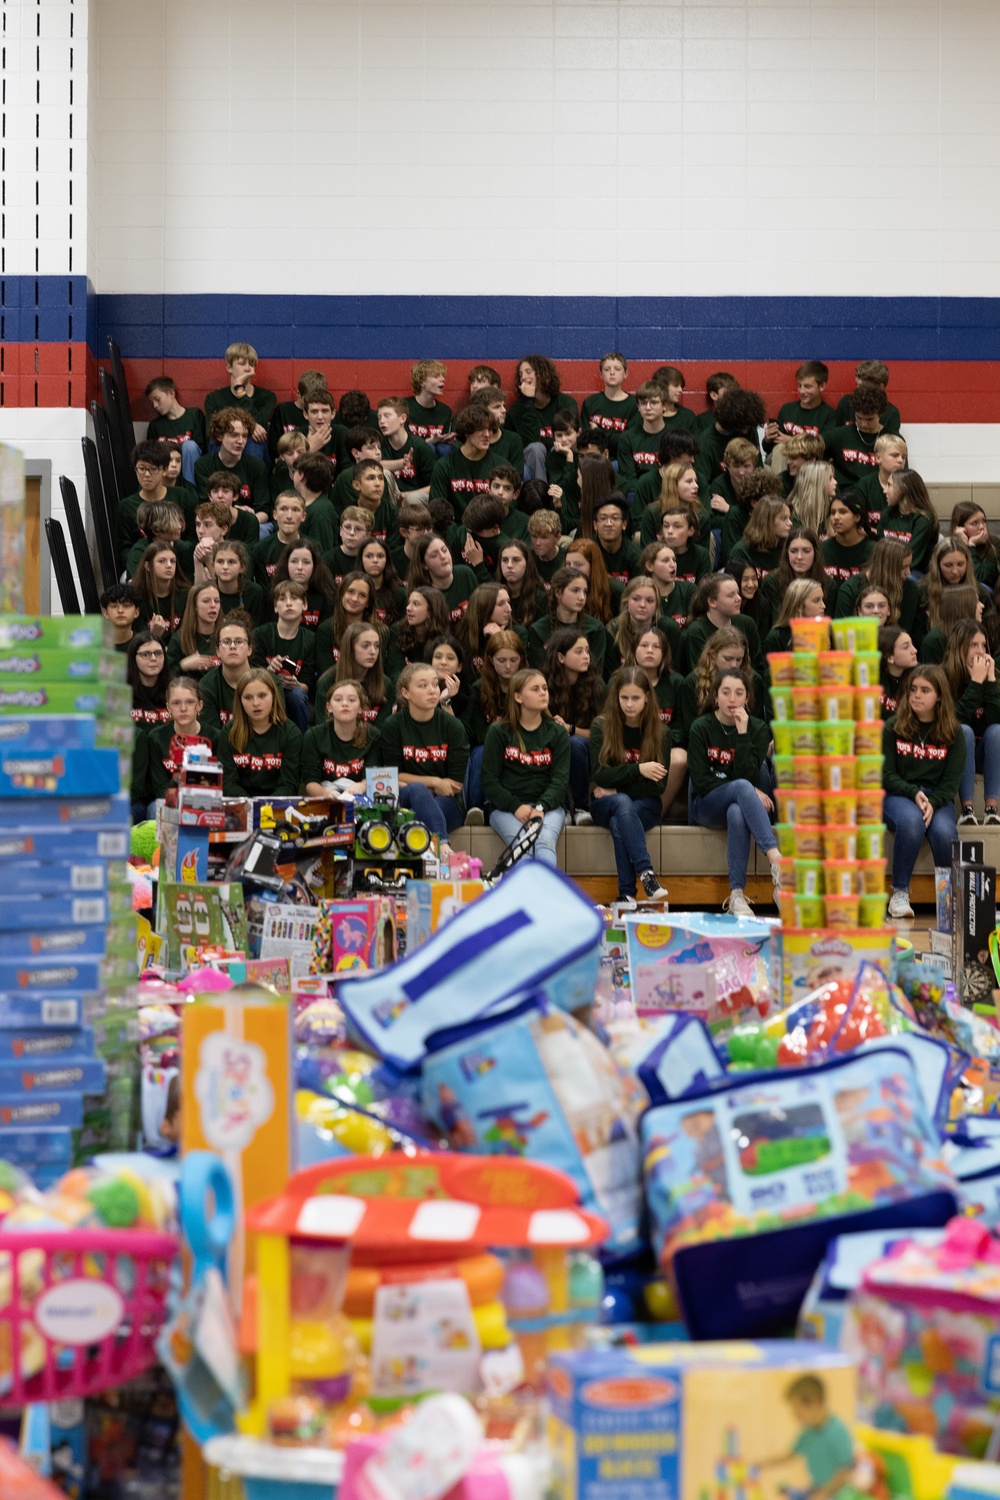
[641,1046,958,1339]
[422,993,643,1253]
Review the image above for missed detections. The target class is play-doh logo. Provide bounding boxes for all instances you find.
[194,1033,274,1151]
[809,938,853,958]
[581,1376,678,1408]
[458,1049,496,1082]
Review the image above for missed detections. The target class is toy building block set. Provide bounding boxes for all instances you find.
[10,612,1000,1499]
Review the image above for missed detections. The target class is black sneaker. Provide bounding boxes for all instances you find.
[639,870,668,902]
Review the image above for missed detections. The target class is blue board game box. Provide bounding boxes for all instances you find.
[0,1056,105,1095]
[0,894,109,931]
[0,1094,84,1128]
[0,792,130,829]
[0,995,85,1028]
[0,747,121,797]
[0,824,129,860]
[0,860,112,896]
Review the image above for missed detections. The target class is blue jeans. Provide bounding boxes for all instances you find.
[691,779,777,891]
[591,794,660,897]
[569,734,590,812]
[883,794,958,891]
[399,783,462,840]
[283,684,310,733]
[523,442,547,482]
[465,744,485,811]
[489,808,565,867]
[180,439,202,484]
[960,723,1000,804]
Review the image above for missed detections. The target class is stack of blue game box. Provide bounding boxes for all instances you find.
[0,616,138,1185]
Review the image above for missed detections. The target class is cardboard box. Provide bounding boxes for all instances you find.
[0,678,131,718]
[0,647,122,680]
[0,859,116,896]
[0,791,130,830]
[0,1057,105,1095]
[0,894,110,931]
[157,881,248,971]
[0,1127,73,1164]
[0,616,108,651]
[623,912,775,1025]
[772,928,895,1007]
[0,1094,84,1128]
[405,879,485,951]
[0,925,114,960]
[951,859,996,1007]
[547,1342,855,1500]
[0,995,84,1028]
[309,895,397,974]
[0,824,129,860]
[0,1027,93,1060]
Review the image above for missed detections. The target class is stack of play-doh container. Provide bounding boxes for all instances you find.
[769,615,886,928]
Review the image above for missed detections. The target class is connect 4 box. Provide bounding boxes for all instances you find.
[548,1343,856,1500]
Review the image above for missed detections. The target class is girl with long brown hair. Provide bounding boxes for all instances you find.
[543,628,607,824]
[220,668,301,797]
[941,619,1000,827]
[883,665,965,917]
[463,630,527,818]
[167,581,220,678]
[589,666,669,906]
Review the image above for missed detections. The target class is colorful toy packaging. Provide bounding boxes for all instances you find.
[641,1048,958,1337]
[845,1218,1000,1458]
[771,927,896,1008]
[405,879,486,951]
[309,896,397,975]
[622,912,776,1028]
[422,994,643,1252]
[547,1341,856,1500]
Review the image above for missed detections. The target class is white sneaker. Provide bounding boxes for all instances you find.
[639,869,668,902]
[616,892,638,911]
[887,889,914,920]
[573,809,593,826]
[465,806,484,826]
[723,889,754,919]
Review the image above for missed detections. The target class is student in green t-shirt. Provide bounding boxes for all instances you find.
[879,469,940,575]
[482,668,570,866]
[822,492,875,585]
[203,341,275,462]
[688,667,780,918]
[834,358,902,433]
[292,453,339,555]
[650,364,699,433]
[580,352,638,458]
[696,387,766,486]
[526,509,565,588]
[302,678,382,795]
[617,383,668,496]
[118,440,174,564]
[145,376,206,485]
[589,666,670,905]
[407,359,453,447]
[764,359,837,445]
[379,661,469,858]
[251,579,316,732]
[825,383,900,489]
[220,668,302,797]
[296,389,338,462]
[377,397,436,500]
[124,500,193,581]
[194,409,270,526]
[506,355,579,478]
[268,370,328,456]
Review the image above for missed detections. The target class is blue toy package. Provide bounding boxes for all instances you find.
[797,1226,945,1345]
[631,1013,726,1105]
[0,746,122,797]
[0,893,109,930]
[0,714,99,751]
[0,791,130,829]
[0,1127,74,1165]
[943,1116,1000,1224]
[0,1026,93,1060]
[338,863,604,1073]
[0,859,113,896]
[0,1056,105,1095]
[0,994,83,1028]
[0,1093,84,1128]
[0,824,129,860]
[0,925,114,960]
[623,911,778,1028]
[422,993,642,1253]
[641,1046,958,1339]
[0,959,106,993]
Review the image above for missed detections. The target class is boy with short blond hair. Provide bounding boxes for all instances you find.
[856,432,908,532]
[581,352,638,456]
[707,435,760,527]
[270,429,308,504]
[407,358,453,444]
[782,430,828,495]
[194,408,269,525]
[526,508,564,586]
[325,503,372,584]
[253,491,307,589]
[145,376,206,483]
[203,341,276,458]
[377,396,436,498]
[191,499,234,575]
[835,358,901,433]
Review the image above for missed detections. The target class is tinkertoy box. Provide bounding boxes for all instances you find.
[547,1342,856,1500]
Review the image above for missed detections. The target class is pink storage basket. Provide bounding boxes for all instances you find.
[0,1226,177,1406]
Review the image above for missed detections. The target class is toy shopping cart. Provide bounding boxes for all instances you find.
[0,1226,177,1406]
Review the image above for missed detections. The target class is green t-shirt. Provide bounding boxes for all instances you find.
[726,539,783,579]
[125,536,194,580]
[654,672,687,743]
[617,427,665,491]
[204,384,277,429]
[147,407,207,449]
[544,451,581,533]
[166,630,218,680]
[824,424,891,487]
[589,717,669,800]
[193,451,270,516]
[221,721,302,797]
[482,718,570,813]
[834,574,919,635]
[775,399,837,437]
[580,392,638,457]
[405,398,452,443]
[489,429,524,472]
[440,566,480,623]
[269,461,302,503]
[639,498,713,551]
[835,393,901,433]
[657,581,694,629]
[381,431,437,492]
[688,711,771,798]
[504,393,579,450]
[428,449,494,512]
[792,1415,854,1488]
[822,533,875,585]
[299,494,339,555]
[855,471,891,533]
[878,508,937,573]
[218,580,269,627]
[252,623,317,693]
[140,724,221,802]
[528,613,608,676]
[301,722,381,785]
[378,705,469,786]
[269,398,309,451]
[252,532,299,591]
[680,613,764,675]
[499,506,529,541]
[324,543,367,585]
[597,537,642,585]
